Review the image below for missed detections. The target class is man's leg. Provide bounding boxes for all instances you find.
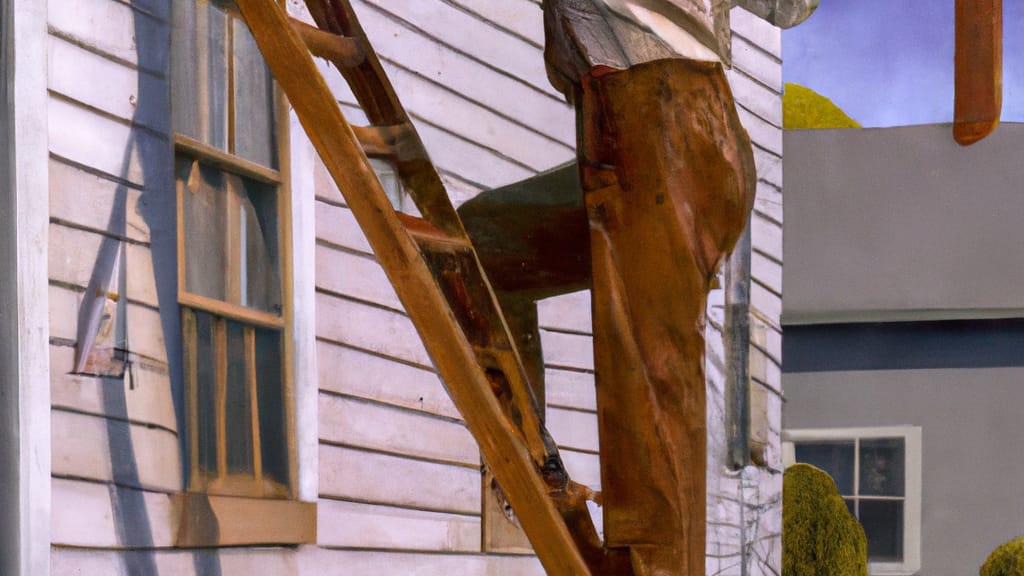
[579,59,756,575]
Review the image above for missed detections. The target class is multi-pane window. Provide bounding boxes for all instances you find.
[784,427,922,575]
[172,0,292,499]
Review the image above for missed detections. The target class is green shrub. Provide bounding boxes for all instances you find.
[783,83,862,130]
[981,536,1024,576]
[783,463,868,576]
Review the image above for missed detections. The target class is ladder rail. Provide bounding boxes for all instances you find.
[304,0,462,236]
[300,0,563,474]
[233,1,595,573]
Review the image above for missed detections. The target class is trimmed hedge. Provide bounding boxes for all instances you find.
[981,536,1024,576]
[783,463,868,576]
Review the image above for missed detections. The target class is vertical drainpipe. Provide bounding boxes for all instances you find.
[725,222,752,471]
[725,220,752,576]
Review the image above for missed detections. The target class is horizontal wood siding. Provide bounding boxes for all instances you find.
[38,0,782,571]
[310,0,580,567]
[714,9,784,576]
[310,2,784,573]
[46,0,187,564]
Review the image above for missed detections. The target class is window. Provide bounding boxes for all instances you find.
[783,427,922,576]
[172,0,293,500]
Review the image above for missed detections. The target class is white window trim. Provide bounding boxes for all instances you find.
[782,426,922,576]
[288,110,319,502]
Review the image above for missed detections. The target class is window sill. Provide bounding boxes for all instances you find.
[870,564,920,576]
[173,492,316,547]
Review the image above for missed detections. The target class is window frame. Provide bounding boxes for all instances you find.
[782,426,922,576]
[172,0,297,501]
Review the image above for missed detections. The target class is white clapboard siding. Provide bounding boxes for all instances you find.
[48,0,168,75]
[545,368,597,412]
[319,445,480,515]
[537,290,592,333]
[48,95,167,188]
[316,292,432,369]
[447,0,546,47]
[316,201,372,255]
[414,119,538,191]
[342,0,574,146]
[52,547,300,576]
[47,283,167,364]
[299,548,545,576]
[752,250,782,296]
[547,408,599,454]
[755,180,783,225]
[316,246,402,311]
[731,7,782,58]
[751,282,782,326]
[751,212,782,263]
[356,0,559,101]
[754,146,782,189]
[50,345,177,432]
[51,409,181,493]
[539,329,594,371]
[732,35,782,93]
[728,68,783,126]
[38,293,165,364]
[319,394,478,467]
[49,158,151,244]
[48,34,168,133]
[50,223,158,309]
[380,64,574,172]
[316,340,458,420]
[317,499,481,552]
[51,477,177,549]
[736,107,782,157]
[559,449,601,491]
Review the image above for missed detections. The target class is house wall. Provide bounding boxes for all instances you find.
[783,123,1024,325]
[41,0,783,574]
[307,2,784,575]
[782,124,1024,574]
[2,0,52,574]
[784,367,1024,576]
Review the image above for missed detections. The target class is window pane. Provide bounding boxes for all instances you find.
[795,441,855,494]
[233,19,276,168]
[171,0,199,138]
[193,309,219,476]
[860,438,905,496]
[172,0,228,148]
[371,159,402,210]
[179,158,229,301]
[225,320,254,475]
[843,497,856,518]
[202,1,229,149]
[860,499,904,562]
[238,176,281,312]
[255,327,288,486]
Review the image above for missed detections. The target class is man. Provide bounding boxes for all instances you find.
[541,1,753,574]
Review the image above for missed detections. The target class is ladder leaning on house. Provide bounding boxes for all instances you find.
[233,1,600,574]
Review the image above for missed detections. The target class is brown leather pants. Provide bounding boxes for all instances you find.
[578,58,755,575]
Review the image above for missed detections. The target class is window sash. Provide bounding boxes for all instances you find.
[182,307,290,499]
[783,426,922,576]
[173,0,293,499]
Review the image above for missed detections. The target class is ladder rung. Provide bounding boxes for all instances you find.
[290,17,364,68]
[352,123,423,162]
[397,213,471,250]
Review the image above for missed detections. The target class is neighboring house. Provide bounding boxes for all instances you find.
[783,122,1024,576]
[781,4,1024,575]
[1,0,785,574]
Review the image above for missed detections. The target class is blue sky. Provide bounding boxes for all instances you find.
[783,1,1023,127]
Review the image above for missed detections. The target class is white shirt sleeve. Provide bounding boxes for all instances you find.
[601,0,723,62]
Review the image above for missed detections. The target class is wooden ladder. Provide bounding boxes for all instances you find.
[233,1,598,573]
